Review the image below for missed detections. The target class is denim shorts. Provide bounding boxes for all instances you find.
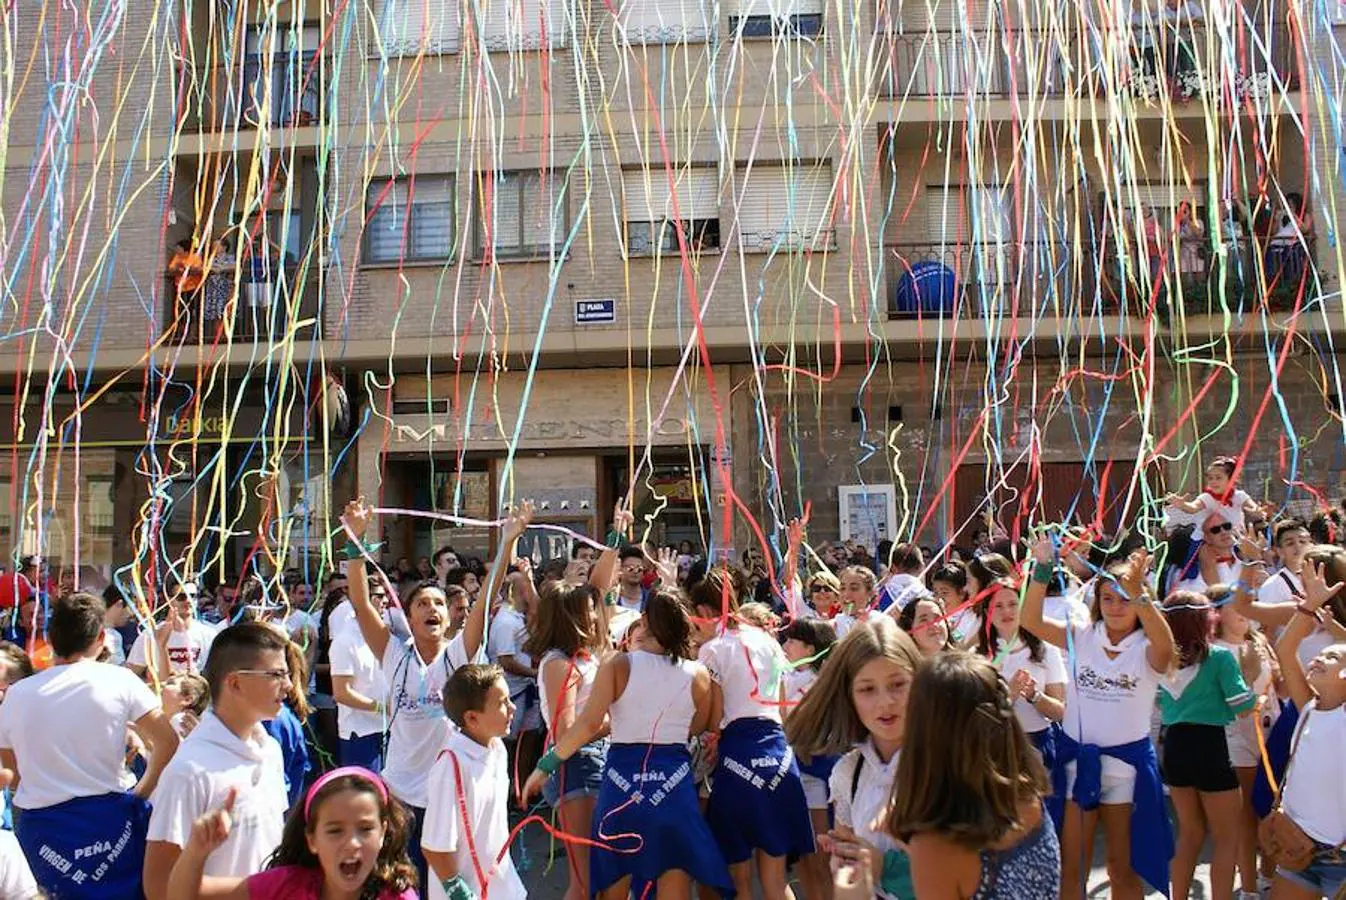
[543,738,609,806]
[1278,842,1346,896]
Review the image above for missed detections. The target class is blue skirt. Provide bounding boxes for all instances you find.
[706,717,815,864]
[1030,724,1064,835]
[14,792,151,900]
[591,742,734,898]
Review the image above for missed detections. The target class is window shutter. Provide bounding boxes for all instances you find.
[622,167,719,222]
[924,184,1012,245]
[736,163,834,251]
[898,0,993,31]
[408,178,455,258]
[1122,183,1198,214]
[925,185,967,244]
[385,0,461,56]
[474,0,569,51]
[480,172,524,252]
[521,173,567,252]
[614,0,715,44]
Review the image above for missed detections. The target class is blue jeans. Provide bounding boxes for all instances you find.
[1278,842,1346,896]
[339,731,384,771]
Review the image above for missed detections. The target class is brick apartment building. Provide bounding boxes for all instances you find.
[1,0,1343,579]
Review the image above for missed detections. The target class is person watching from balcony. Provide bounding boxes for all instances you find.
[1175,201,1205,277]
[168,240,205,296]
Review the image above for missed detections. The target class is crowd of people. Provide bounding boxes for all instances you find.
[0,454,1342,899]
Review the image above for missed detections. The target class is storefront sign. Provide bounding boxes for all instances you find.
[391,415,692,447]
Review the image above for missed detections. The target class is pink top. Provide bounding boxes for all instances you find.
[247,866,419,900]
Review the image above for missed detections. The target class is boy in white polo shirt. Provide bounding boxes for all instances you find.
[141,622,291,900]
[422,664,525,900]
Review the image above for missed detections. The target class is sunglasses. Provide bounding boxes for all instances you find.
[1207,522,1235,535]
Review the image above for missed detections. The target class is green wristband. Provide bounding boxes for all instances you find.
[536,748,562,775]
[441,875,477,900]
[605,530,624,549]
[1031,562,1055,585]
[341,540,384,561]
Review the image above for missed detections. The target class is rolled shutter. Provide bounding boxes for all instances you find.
[385,0,461,56]
[614,0,715,44]
[473,0,570,50]
[621,167,719,222]
[736,162,834,251]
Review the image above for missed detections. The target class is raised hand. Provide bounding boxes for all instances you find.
[612,498,634,537]
[341,497,374,538]
[1301,560,1343,612]
[1030,535,1055,566]
[1120,550,1152,601]
[652,547,679,587]
[505,501,536,540]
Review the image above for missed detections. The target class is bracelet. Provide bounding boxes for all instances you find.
[1026,687,1041,704]
[441,875,477,900]
[1031,562,1055,585]
[605,529,624,549]
[1294,603,1326,623]
[340,539,384,561]
[536,748,562,775]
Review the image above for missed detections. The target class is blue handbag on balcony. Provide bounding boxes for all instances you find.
[894,260,957,315]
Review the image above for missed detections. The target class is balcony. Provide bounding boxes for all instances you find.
[163,264,325,346]
[884,236,1320,321]
[885,241,1092,319]
[879,23,1298,101]
[181,52,324,134]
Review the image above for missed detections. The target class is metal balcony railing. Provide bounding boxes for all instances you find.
[163,264,324,345]
[879,23,1298,99]
[182,52,324,133]
[885,241,1087,319]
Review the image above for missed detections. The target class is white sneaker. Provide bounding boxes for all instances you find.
[1237,891,1261,900]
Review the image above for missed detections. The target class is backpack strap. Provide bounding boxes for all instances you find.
[850,753,865,804]
[1279,570,1305,600]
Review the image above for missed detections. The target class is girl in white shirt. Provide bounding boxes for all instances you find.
[1270,557,1346,900]
[525,579,611,900]
[785,616,925,900]
[520,589,734,899]
[977,585,1067,751]
[1021,539,1176,900]
[691,570,815,899]
[896,595,955,659]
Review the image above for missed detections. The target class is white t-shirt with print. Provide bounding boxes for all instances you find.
[699,625,789,726]
[997,642,1068,733]
[379,634,469,808]
[0,830,39,899]
[0,659,159,809]
[1281,701,1346,846]
[329,629,387,740]
[1194,489,1251,533]
[146,711,288,877]
[422,729,526,900]
[1061,622,1163,779]
[127,620,216,674]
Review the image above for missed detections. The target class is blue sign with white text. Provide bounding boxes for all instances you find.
[575,299,617,324]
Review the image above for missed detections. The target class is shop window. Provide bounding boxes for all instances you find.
[365,176,455,264]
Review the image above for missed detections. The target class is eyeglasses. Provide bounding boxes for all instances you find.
[1207,522,1235,535]
[235,669,291,683]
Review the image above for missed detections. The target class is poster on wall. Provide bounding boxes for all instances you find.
[837,484,897,552]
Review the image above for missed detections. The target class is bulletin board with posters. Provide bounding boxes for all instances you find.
[837,485,897,554]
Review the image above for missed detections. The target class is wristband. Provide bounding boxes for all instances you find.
[605,529,624,549]
[1294,603,1325,623]
[1031,562,1055,585]
[536,748,562,775]
[1026,687,1041,704]
[340,540,384,561]
[441,875,477,900]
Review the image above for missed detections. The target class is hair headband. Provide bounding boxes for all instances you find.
[303,766,389,821]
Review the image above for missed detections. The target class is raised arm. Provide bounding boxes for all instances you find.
[1122,551,1175,673]
[589,500,633,596]
[339,498,390,663]
[466,501,535,662]
[1022,537,1069,649]
[1276,561,1341,711]
[779,515,807,614]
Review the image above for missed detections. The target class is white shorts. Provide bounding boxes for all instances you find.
[801,773,828,811]
[1225,710,1277,770]
[1064,761,1137,806]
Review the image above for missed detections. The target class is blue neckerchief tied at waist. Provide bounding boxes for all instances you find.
[1056,731,1173,898]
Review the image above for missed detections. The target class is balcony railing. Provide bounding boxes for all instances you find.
[884,236,1319,320]
[182,53,324,133]
[163,264,324,345]
[880,23,1298,99]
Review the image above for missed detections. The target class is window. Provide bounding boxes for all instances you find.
[365,176,455,264]
[86,476,115,537]
[473,0,569,50]
[614,0,715,45]
[243,24,322,127]
[622,167,721,255]
[727,0,823,37]
[925,183,1013,245]
[734,162,834,251]
[476,171,568,259]
[0,480,10,534]
[384,0,461,55]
